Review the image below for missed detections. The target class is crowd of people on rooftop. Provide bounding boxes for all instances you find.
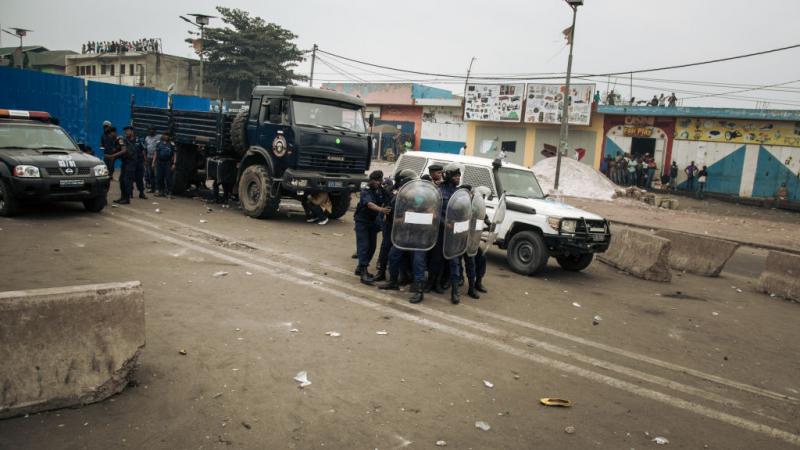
[81,39,160,55]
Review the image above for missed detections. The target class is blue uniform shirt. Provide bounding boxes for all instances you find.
[439,183,459,218]
[354,186,385,223]
[155,141,175,163]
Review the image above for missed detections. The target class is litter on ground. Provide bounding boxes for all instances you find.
[294,371,311,388]
[483,380,494,388]
[213,271,229,278]
[325,331,341,337]
[474,421,491,431]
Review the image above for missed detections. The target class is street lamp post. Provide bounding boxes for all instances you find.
[553,0,583,192]
[181,14,215,98]
[1,27,31,68]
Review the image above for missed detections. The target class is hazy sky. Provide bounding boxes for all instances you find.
[3,0,800,109]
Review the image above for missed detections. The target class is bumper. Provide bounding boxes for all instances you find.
[281,169,366,193]
[8,176,111,202]
[543,233,611,254]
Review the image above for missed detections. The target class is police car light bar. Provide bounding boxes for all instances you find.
[0,109,52,121]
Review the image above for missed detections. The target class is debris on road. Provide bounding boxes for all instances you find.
[652,436,670,445]
[155,208,161,213]
[712,311,720,316]
[245,271,253,276]
[289,328,299,333]
[152,202,159,205]
[294,371,311,388]
[332,233,343,237]
[483,380,494,388]
[572,302,582,308]
[435,440,447,446]
[539,398,572,407]
[178,349,187,355]
[200,219,208,224]
[212,392,223,399]
[376,330,388,335]
[592,315,602,325]
[241,421,251,430]
[564,426,576,434]
[474,421,491,431]
[213,271,229,278]
[325,331,341,337]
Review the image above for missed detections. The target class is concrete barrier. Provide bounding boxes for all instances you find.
[0,281,144,419]
[598,227,672,282]
[759,251,800,302]
[654,230,739,277]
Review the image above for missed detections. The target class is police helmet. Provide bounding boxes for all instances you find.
[474,185,492,199]
[394,169,419,188]
[444,163,461,181]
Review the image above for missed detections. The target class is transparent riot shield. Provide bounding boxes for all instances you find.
[466,192,486,257]
[391,180,442,251]
[443,189,473,259]
[482,193,507,252]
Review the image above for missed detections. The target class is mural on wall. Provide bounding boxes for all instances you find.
[464,84,524,122]
[675,117,800,148]
[523,83,594,125]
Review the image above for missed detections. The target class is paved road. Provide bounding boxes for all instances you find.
[1,194,799,449]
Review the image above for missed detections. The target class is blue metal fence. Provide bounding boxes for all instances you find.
[171,94,211,112]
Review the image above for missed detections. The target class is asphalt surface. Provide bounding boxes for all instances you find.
[1,189,799,450]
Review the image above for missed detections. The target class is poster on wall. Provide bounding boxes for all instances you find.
[463,84,524,122]
[523,83,594,125]
[675,117,800,148]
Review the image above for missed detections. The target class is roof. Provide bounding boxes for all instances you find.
[0,45,47,57]
[410,151,529,172]
[28,50,77,68]
[598,105,800,122]
[251,85,366,107]
[320,83,457,106]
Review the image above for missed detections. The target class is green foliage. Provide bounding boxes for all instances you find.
[187,7,307,97]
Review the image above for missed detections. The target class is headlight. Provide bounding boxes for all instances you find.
[13,165,40,178]
[290,178,308,187]
[561,219,577,233]
[93,164,109,177]
[546,216,561,230]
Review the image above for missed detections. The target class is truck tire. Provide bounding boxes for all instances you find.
[230,110,248,156]
[506,230,549,275]
[82,196,107,213]
[238,165,281,219]
[0,178,19,217]
[556,253,594,272]
[328,193,352,220]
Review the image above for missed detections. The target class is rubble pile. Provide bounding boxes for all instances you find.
[532,156,621,201]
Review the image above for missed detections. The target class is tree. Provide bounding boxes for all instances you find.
[189,7,307,99]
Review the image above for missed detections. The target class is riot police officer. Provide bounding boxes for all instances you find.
[354,170,389,285]
[105,127,135,204]
[124,126,148,199]
[430,164,468,304]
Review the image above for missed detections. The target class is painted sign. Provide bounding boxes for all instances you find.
[623,127,653,137]
[675,117,800,148]
[464,84,524,122]
[523,83,594,125]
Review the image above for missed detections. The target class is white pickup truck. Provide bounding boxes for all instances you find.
[393,151,612,275]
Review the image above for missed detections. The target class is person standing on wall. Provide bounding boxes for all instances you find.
[667,93,678,107]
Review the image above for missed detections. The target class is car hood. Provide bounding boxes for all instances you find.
[1,149,102,167]
[504,196,605,221]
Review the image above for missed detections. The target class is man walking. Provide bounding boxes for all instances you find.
[354,170,389,285]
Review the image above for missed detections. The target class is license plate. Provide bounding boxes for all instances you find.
[59,179,84,187]
[591,233,606,241]
[327,180,343,188]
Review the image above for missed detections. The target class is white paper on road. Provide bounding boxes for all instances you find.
[405,212,434,225]
[454,221,470,234]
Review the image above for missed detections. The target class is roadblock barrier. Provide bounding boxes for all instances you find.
[0,281,144,419]
[654,230,739,277]
[758,251,800,302]
[598,227,672,282]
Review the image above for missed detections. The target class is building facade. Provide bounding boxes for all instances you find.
[0,46,76,74]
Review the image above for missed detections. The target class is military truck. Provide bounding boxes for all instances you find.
[132,86,371,219]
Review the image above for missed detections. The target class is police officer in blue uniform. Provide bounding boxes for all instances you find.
[105,127,135,204]
[430,164,467,304]
[354,170,389,285]
[464,225,489,299]
[124,126,148,199]
[373,176,396,282]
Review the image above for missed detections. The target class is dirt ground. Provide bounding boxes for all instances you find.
[566,194,800,252]
[0,186,799,450]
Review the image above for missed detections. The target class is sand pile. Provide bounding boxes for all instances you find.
[532,156,619,201]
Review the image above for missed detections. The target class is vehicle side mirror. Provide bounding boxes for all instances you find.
[368,113,375,127]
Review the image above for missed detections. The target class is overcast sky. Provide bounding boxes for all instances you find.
[3,0,800,109]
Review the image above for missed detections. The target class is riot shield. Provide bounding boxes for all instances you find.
[443,189,473,259]
[482,194,507,252]
[391,180,442,251]
[466,192,486,257]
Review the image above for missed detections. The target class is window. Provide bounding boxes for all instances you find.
[120,64,125,75]
[100,64,107,75]
[496,168,544,199]
[110,64,114,76]
[129,64,134,75]
[248,96,261,122]
[292,100,366,132]
[79,66,85,76]
[91,65,96,76]
[0,125,77,151]
[501,140,517,153]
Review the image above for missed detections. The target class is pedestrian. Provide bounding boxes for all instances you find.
[143,127,159,192]
[649,95,659,107]
[124,126,148,199]
[646,157,657,188]
[658,94,666,107]
[459,143,467,156]
[100,120,116,180]
[696,165,708,199]
[594,90,601,104]
[304,192,332,225]
[685,160,698,192]
[104,128,134,204]
[669,161,679,190]
[606,90,616,105]
[668,92,678,107]
[600,155,609,176]
[626,154,636,186]
[153,131,175,197]
[354,170,389,285]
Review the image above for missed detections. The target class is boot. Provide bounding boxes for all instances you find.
[360,270,374,286]
[425,275,444,294]
[378,274,399,290]
[373,266,387,282]
[467,278,481,299]
[409,282,424,304]
[475,277,488,293]
[139,192,148,199]
[450,284,461,305]
[354,265,363,276]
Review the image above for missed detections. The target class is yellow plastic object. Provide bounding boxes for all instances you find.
[539,397,572,407]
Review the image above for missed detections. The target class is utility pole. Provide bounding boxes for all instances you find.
[181,14,215,97]
[462,56,476,117]
[199,23,205,98]
[309,44,318,87]
[2,27,31,68]
[629,72,633,105]
[554,1,582,191]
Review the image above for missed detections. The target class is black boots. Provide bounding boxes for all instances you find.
[475,277,488,293]
[409,282,424,304]
[467,278,481,299]
[373,266,387,282]
[360,270,374,285]
[379,274,399,290]
[450,284,460,304]
[425,275,444,294]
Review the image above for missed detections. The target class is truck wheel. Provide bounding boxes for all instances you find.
[82,196,107,213]
[506,230,549,275]
[238,165,281,219]
[230,110,248,156]
[328,193,352,220]
[556,253,594,271]
[0,178,19,217]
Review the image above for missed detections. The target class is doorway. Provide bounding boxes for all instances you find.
[631,137,656,159]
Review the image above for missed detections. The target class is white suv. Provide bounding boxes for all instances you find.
[393,151,611,275]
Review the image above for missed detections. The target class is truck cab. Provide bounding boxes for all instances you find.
[233,86,370,219]
[394,151,611,275]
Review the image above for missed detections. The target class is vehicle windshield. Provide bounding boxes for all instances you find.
[292,100,366,132]
[496,167,545,199]
[0,124,76,150]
